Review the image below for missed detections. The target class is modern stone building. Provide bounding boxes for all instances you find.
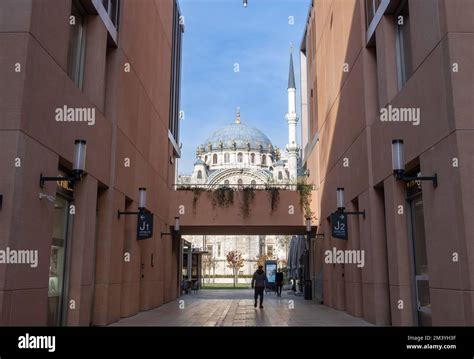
[300,0,473,326]
[0,0,183,325]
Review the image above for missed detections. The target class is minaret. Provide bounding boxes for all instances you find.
[285,45,299,182]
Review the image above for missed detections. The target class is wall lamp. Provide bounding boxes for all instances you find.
[117,188,147,218]
[40,140,87,188]
[161,217,180,237]
[392,139,438,187]
[336,188,365,218]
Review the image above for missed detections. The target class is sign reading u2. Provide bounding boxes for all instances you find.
[137,213,154,240]
[331,212,348,240]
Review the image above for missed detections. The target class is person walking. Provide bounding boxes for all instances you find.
[275,268,284,297]
[251,265,267,309]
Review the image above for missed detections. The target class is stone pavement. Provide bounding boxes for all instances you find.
[111,289,372,327]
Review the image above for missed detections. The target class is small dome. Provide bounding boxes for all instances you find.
[203,122,273,152]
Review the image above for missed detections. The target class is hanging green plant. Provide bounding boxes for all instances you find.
[297,181,314,218]
[266,187,280,214]
[240,187,256,218]
[209,187,235,209]
[191,187,206,214]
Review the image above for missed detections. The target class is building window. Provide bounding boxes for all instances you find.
[261,155,267,165]
[213,154,217,164]
[237,153,243,163]
[278,171,283,180]
[217,243,222,257]
[224,153,230,163]
[250,153,255,164]
[237,179,243,188]
[224,180,230,186]
[169,1,184,150]
[365,0,382,28]
[267,245,273,257]
[251,180,256,187]
[206,245,214,256]
[101,0,120,28]
[67,1,87,89]
[197,170,202,179]
[204,155,208,163]
[395,0,413,89]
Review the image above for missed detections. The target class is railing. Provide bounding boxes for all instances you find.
[174,183,316,190]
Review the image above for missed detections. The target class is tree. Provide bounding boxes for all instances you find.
[255,254,271,268]
[202,254,217,284]
[226,250,245,288]
[278,235,292,264]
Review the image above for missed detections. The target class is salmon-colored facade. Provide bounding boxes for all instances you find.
[0,0,182,325]
[300,0,474,325]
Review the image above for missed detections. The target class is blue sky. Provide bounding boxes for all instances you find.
[178,0,310,174]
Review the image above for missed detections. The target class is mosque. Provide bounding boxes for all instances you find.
[178,51,302,278]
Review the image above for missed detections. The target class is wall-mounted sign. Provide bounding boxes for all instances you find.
[137,213,153,240]
[331,212,348,240]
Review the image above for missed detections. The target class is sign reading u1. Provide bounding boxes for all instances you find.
[137,213,153,240]
[331,212,348,240]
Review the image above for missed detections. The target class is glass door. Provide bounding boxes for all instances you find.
[408,192,432,326]
[47,195,71,326]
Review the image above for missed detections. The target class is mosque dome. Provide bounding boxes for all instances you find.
[203,122,273,152]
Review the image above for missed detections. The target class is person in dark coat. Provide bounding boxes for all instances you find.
[251,265,267,308]
[275,268,284,297]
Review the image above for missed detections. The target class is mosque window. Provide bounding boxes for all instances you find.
[197,170,202,179]
[251,153,255,164]
[237,153,243,163]
[224,153,230,163]
[262,155,267,165]
[237,179,243,188]
[224,180,230,186]
[213,154,217,164]
[278,171,283,180]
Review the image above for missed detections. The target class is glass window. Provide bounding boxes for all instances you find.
[278,171,283,180]
[251,180,256,187]
[197,170,202,179]
[250,153,255,164]
[237,179,243,188]
[213,154,217,164]
[48,195,71,326]
[224,153,230,163]
[67,2,87,89]
[169,1,183,146]
[261,155,266,165]
[396,1,413,88]
[237,153,243,163]
[224,179,230,186]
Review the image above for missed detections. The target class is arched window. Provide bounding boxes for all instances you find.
[204,155,208,163]
[251,180,256,187]
[251,153,255,164]
[237,153,243,163]
[278,171,283,180]
[197,170,202,179]
[262,155,266,165]
[224,153,230,163]
[237,179,243,188]
[213,154,217,164]
[224,179,230,186]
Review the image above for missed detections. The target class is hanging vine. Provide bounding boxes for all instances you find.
[191,187,206,214]
[240,187,256,218]
[209,187,235,209]
[297,181,314,218]
[266,187,280,214]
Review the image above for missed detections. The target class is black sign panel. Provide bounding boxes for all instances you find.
[137,213,153,240]
[331,212,348,240]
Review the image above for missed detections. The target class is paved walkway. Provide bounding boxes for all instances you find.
[111,289,372,327]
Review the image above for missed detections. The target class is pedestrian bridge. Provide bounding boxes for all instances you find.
[171,186,316,235]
